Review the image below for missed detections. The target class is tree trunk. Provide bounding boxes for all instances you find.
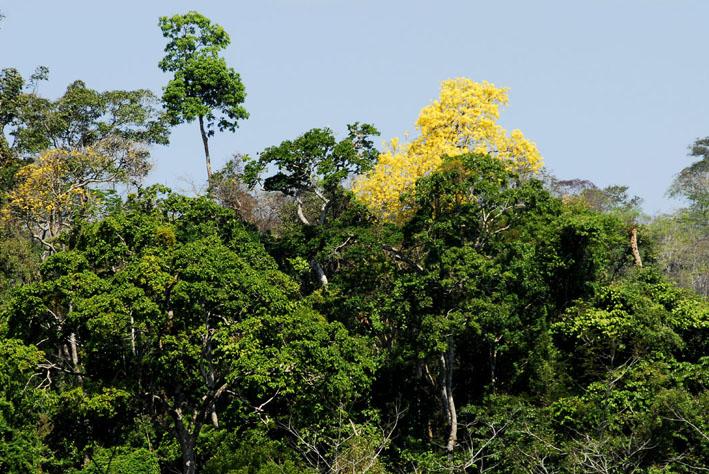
[68,332,83,384]
[311,259,329,287]
[198,115,212,182]
[630,226,643,267]
[440,339,457,454]
[296,199,311,226]
[174,410,198,474]
[69,332,79,368]
[180,435,197,474]
[130,314,136,356]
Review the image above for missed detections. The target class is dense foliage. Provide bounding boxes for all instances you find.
[0,10,706,474]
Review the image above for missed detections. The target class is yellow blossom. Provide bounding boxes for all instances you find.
[353,78,543,220]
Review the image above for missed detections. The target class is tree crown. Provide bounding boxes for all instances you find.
[158,12,248,133]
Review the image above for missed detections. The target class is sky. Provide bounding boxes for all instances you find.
[1,0,708,214]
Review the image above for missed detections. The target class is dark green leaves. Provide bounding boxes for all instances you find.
[10,80,169,154]
[158,12,248,135]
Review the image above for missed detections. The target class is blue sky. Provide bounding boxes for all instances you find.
[1,0,708,214]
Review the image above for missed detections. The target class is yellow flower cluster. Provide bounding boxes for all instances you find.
[353,78,543,220]
[3,148,105,225]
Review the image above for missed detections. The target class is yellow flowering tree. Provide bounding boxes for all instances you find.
[3,138,148,254]
[353,78,543,220]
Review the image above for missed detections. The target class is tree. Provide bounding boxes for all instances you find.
[1,77,169,255]
[5,187,374,474]
[245,123,379,287]
[325,153,647,465]
[248,123,379,226]
[669,136,709,215]
[11,80,168,155]
[2,139,148,255]
[353,78,542,220]
[158,11,248,181]
[0,68,28,162]
[316,154,565,458]
[3,77,167,158]
[649,136,709,296]
[390,154,560,455]
[547,177,647,268]
[0,338,54,473]
[0,66,48,189]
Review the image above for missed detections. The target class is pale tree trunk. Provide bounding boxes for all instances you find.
[130,314,136,356]
[293,193,329,287]
[489,334,503,393]
[311,259,329,287]
[630,226,643,267]
[69,333,79,369]
[296,198,311,226]
[198,115,212,182]
[68,301,82,384]
[440,339,457,455]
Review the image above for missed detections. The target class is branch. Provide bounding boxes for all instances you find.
[332,235,354,254]
[665,409,709,442]
[295,196,311,226]
[382,245,424,272]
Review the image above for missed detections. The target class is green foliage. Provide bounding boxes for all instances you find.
[0,230,40,296]
[554,270,707,382]
[248,123,380,196]
[159,12,247,136]
[1,18,707,472]
[669,136,708,214]
[0,339,54,473]
[202,429,314,474]
[7,78,168,155]
[74,447,160,474]
[4,187,374,473]
[244,123,380,290]
[0,66,46,191]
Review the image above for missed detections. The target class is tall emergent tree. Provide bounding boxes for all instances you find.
[158,11,248,182]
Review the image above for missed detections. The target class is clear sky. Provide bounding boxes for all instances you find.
[1,0,708,214]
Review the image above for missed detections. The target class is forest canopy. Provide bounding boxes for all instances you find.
[0,9,706,474]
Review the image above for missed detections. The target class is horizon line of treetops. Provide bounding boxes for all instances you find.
[0,10,706,474]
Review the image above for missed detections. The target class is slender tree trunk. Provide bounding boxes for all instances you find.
[69,332,79,369]
[198,115,212,182]
[296,200,311,226]
[489,334,502,393]
[130,314,136,356]
[68,329,84,385]
[630,226,643,267]
[440,339,457,455]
